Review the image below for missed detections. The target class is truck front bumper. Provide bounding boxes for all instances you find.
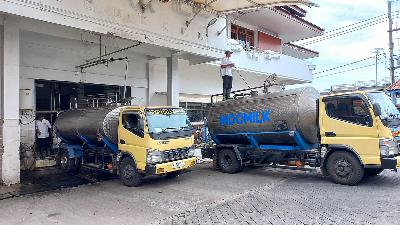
[146,157,197,175]
[381,156,400,169]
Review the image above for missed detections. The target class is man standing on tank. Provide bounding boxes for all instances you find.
[220,50,235,100]
[36,115,52,159]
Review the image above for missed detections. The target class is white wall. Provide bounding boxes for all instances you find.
[1,0,227,60]
[20,31,148,89]
[148,58,285,103]
[231,51,313,82]
[179,60,288,95]
[148,58,167,106]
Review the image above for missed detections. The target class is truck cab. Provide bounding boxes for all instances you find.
[319,91,400,184]
[117,106,197,186]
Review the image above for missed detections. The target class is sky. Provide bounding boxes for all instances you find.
[296,0,399,91]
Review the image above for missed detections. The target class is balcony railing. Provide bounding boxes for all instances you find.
[227,38,281,61]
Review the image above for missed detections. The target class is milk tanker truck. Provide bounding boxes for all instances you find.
[206,87,400,185]
[54,106,197,187]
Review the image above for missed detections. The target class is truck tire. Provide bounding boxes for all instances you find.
[326,151,364,185]
[59,150,80,174]
[119,157,143,187]
[364,168,384,177]
[166,170,181,178]
[218,149,242,174]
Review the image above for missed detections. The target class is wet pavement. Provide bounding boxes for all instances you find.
[0,167,116,200]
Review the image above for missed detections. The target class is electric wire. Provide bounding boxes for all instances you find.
[301,21,387,45]
[299,17,389,46]
[323,13,388,34]
[301,19,387,45]
[314,61,384,79]
[298,11,400,46]
[303,12,394,38]
[313,55,382,75]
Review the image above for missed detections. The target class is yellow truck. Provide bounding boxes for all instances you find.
[206,87,400,185]
[319,90,400,183]
[55,106,197,186]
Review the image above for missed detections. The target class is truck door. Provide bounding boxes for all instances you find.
[320,94,380,165]
[118,110,147,171]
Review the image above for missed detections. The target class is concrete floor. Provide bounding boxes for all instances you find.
[0,163,399,225]
[0,163,287,225]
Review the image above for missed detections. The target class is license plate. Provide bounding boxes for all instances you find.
[172,161,185,169]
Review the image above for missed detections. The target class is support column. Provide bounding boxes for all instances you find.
[148,58,167,106]
[167,56,179,107]
[0,16,20,185]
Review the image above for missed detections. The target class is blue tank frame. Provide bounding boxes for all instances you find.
[211,130,318,151]
[57,132,118,160]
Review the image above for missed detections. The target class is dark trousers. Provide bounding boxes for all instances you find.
[37,137,50,159]
[222,75,233,100]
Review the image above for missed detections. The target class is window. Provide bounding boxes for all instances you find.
[179,102,211,123]
[146,109,190,133]
[368,92,400,118]
[122,112,144,138]
[231,24,254,49]
[324,95,372,127]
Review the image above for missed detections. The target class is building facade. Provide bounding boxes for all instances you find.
[0,0,322,185]
[174,5,323,121]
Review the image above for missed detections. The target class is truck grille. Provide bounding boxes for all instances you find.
[162,148,189,162]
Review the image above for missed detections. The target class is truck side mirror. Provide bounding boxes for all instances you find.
[373,103,382,117]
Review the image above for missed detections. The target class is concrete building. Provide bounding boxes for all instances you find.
[0,0,322,185]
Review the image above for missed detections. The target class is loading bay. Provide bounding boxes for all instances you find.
[1,163,400,225]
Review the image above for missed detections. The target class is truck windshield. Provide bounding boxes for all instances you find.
[367,92,400,119]
[146,108,191,134]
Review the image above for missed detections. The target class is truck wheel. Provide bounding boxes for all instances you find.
[326,151,364,185]
[364,168,384,177]
[59,150,80,174]
[218,149,241,174]
[119,157,143,187]
[166,170,181,178]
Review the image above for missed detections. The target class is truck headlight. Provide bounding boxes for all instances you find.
[147,150,163,164]
[379,139,398,157]
[188,148,195,157]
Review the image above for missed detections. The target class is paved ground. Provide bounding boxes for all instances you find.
[1,163,400,225]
